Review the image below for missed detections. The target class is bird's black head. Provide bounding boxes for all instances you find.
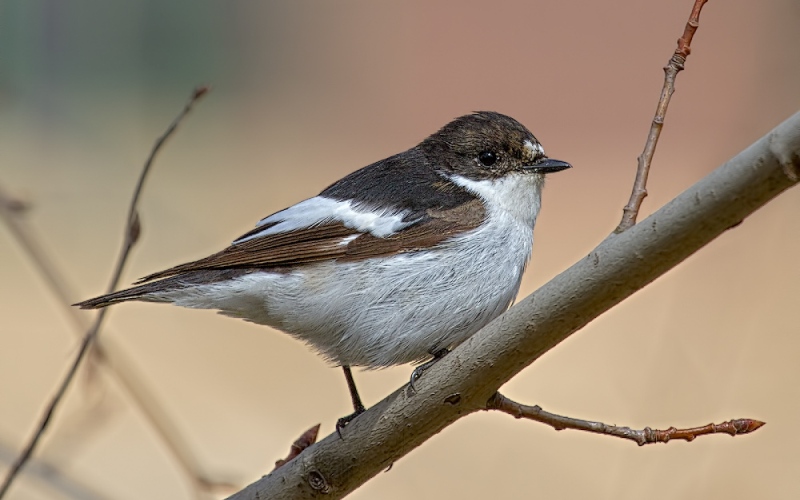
[420,111,571,179]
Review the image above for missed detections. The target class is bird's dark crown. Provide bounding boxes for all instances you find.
[420,111,544,178]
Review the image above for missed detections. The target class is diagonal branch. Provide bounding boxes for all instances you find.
[485,392,764,446]
[0,86,210,499]
[228,111,800,500]
[616,0,710,232]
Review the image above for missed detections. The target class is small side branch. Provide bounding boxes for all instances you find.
[273,425,321,471]
[486,392,764,446]
[616,0,709,232]
[0,86,210,499]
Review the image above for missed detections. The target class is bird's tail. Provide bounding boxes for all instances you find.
[74,279,181,309]
[74,268,255,309]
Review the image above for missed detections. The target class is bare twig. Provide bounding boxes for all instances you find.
[1,181,239,496]
[274,425,321,471]
[0,441,109,500]
[106,347,239,496]
[0,86,210,499]
[0,186,86,334]
[616,0,709,232]
[485,392,764,446]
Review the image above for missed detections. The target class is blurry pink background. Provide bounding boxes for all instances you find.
[1,1,799,499]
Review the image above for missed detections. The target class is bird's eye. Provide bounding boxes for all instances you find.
[478,151,497,167]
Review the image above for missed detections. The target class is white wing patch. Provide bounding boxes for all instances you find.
[234,196,414,244]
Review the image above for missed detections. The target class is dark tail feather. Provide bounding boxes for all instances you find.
[74,281,174,309]
[74,268,255,309]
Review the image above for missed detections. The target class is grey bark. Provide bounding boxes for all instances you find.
[228,111,800,500]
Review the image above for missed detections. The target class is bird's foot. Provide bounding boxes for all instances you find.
[409,348,450,393]
[336,403,366,438]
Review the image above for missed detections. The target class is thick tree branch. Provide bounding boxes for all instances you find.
[228,111,800,500]
[485,392,764,446]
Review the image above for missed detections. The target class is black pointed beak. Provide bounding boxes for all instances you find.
[522,158,572,173]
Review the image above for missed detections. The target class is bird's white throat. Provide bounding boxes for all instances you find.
[447,172,544,229]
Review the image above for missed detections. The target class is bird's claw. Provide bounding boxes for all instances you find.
[409,348,450,393]
[336,404,366,438]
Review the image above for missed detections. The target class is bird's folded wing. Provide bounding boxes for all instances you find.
[136,198,485,283]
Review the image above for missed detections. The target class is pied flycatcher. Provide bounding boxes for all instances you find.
[76,111,571,429]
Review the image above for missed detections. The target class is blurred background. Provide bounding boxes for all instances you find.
[1,1,799,499]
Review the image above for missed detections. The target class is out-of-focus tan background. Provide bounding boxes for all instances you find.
[1,1,799,499]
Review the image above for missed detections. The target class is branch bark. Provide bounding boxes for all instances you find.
[228,111,800,500]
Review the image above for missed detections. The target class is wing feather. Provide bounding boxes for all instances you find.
[136,199,486,284]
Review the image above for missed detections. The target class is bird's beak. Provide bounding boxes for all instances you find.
[522,158,572,174]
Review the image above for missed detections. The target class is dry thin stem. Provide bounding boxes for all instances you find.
[274,425,321,471]
[1,182,237,496]
[486,392,765,446]
[0,186,87,334]
[0,86,210,499]
[0,442,109,500]
[616,0,709,233]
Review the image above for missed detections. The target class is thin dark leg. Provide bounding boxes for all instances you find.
[336,365,366,436]
[409,348,450,393]
[342,365,365,414]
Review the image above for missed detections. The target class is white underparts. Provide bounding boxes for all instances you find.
[151,174,544,367]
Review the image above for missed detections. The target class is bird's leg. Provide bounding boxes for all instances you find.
[409,348,450,393]
[336,365,366,436]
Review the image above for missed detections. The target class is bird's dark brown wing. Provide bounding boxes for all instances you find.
[136,199,486,283]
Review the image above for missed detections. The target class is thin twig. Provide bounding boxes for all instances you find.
[486,392,764,446]
[0,441,109,500]
[616,0,709,233]
[1,182,238,495]
[0,86,210,499]
[0,186,86,334]
[274,425,321,471]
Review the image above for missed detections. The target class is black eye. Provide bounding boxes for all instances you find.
[478,151,497,167]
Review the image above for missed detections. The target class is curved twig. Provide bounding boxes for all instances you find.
[0,86,210,499]
[485,392,764,446]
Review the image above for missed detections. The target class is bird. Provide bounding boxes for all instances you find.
[76,111,571,430]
